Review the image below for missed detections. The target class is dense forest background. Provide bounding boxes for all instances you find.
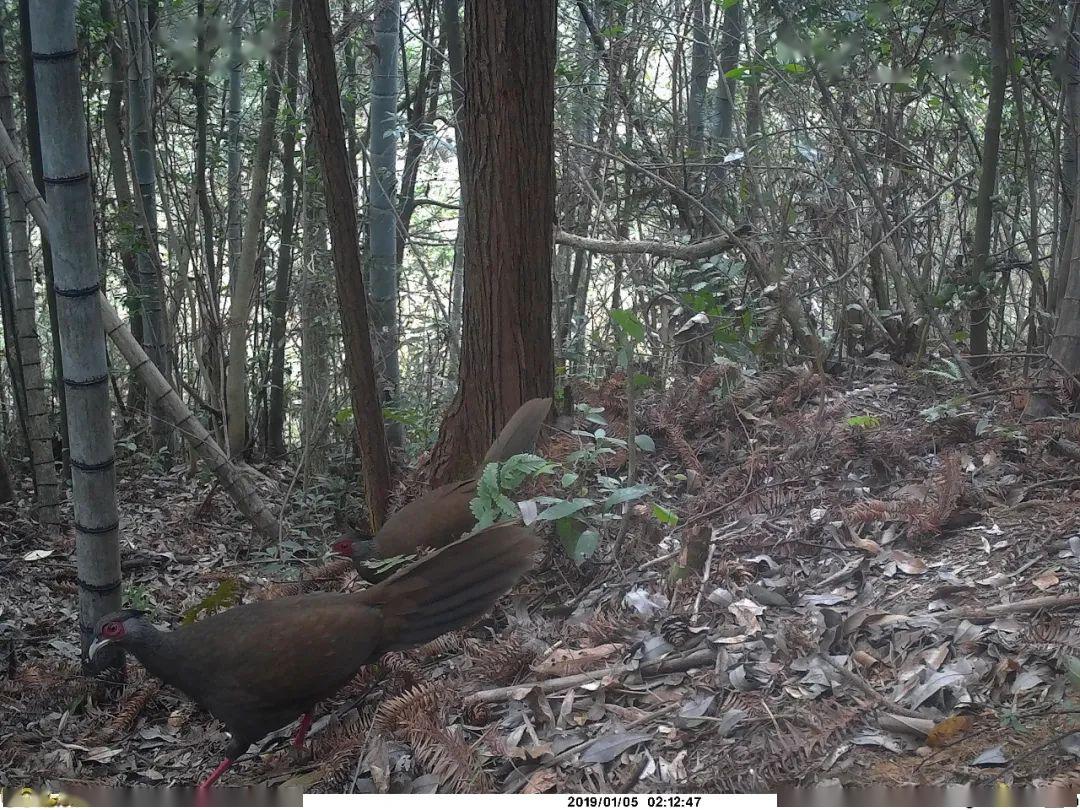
[4,0,1080,796]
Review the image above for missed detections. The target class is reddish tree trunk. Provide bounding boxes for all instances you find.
[300,0,392,528]
[427,0,556,485]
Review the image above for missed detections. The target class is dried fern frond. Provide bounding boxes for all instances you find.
[251,558,354,601]
[469,634,544,683]
[728,367,799,412]
[403,720,492,792]
[922,453,962,531]
[408,631,481,661]
[379,651,427,696]
[312,712,374,789]
[373,682,450,734]
[95,679,160,742]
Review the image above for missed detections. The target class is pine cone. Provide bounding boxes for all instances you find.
[660,615,691,647]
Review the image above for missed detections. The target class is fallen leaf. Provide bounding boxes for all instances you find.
[532,644,622,678]
[971,745,1008,767]
[521,768,559,794]
[22,549,54,562]
[889,550,928,575]
[926,715,972,748]
[579,732,652,764]
[1031,570,1060,591]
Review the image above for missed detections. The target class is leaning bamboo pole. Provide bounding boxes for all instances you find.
[0,120,282,541]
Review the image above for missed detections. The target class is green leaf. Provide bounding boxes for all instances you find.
[610,308,645,342]
[333,407,354,425]
[571,529,600,563]
[846,414,880,429]
[602,484,652,511]
[634,434,656,452]
[537,497,595,521]
[561,472,580,488]
[556,517,600,564]
[651,503,679,527]
[181,579,239,625]
[498,453,556,490]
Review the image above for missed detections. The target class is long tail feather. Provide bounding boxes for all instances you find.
[479,398,552,468]
[357,523,540,651]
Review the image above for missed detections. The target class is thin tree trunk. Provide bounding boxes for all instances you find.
[30,0,122,670]
[100,0,145,416]
[0,186,29,461]
[266,0,302,460]
[0,445,12,503]
[968,0,1008,369]
[124,0,172,454]
[225,0,243,306]
[441,0,465,374]
[225,0,292,458]
[301,0,393,529]
[368,0,402,447]
[427,0,556,485]
[300,142,330,473]
[18,0,68,480]
[0,27,59,527]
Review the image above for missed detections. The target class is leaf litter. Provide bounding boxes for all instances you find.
[3,365,1080,792]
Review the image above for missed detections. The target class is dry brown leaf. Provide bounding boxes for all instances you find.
[1032,570,1060,591]
[522,767,559,794]
[531,644,622,677]
[926,715,973,748]
[889,550,928,575]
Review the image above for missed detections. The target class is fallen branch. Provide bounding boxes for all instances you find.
[465,648,716,705]
[923,594,1080,620]
[555,224,751,261]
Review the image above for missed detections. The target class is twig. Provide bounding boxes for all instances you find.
[690,526,720,624]
[466,648,717,705]
[918,594,1080,620]
[813,654,925,719]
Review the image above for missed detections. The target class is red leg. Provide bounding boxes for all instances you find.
[292,712,313,749]
[198,757,233,790]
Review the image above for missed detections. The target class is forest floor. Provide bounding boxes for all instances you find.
[3,359,1080,796]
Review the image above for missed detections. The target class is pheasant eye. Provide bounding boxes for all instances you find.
[102,621,124,639]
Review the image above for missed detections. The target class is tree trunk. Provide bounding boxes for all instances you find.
[441,0,465,374]
[301,0,392,529]
[300,139,330,473]
[31,0,122,671]
[0,444,12,504]
[100,0,145,416]
[427,0,556,485]
[0,187,29,462]
[266,0,302,460]
[0,27,60,527]
[225,0,243,306]
[192,0,224,431]
[367,0,402,447]
[18,0,68,480]
[225,0,292,458]
[124,0,172,454]
[685,0,709,191]
[968,0,1008,369]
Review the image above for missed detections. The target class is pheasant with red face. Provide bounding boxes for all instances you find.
[90,523,539,789]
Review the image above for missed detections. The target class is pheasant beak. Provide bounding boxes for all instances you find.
[88,638,112,660]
